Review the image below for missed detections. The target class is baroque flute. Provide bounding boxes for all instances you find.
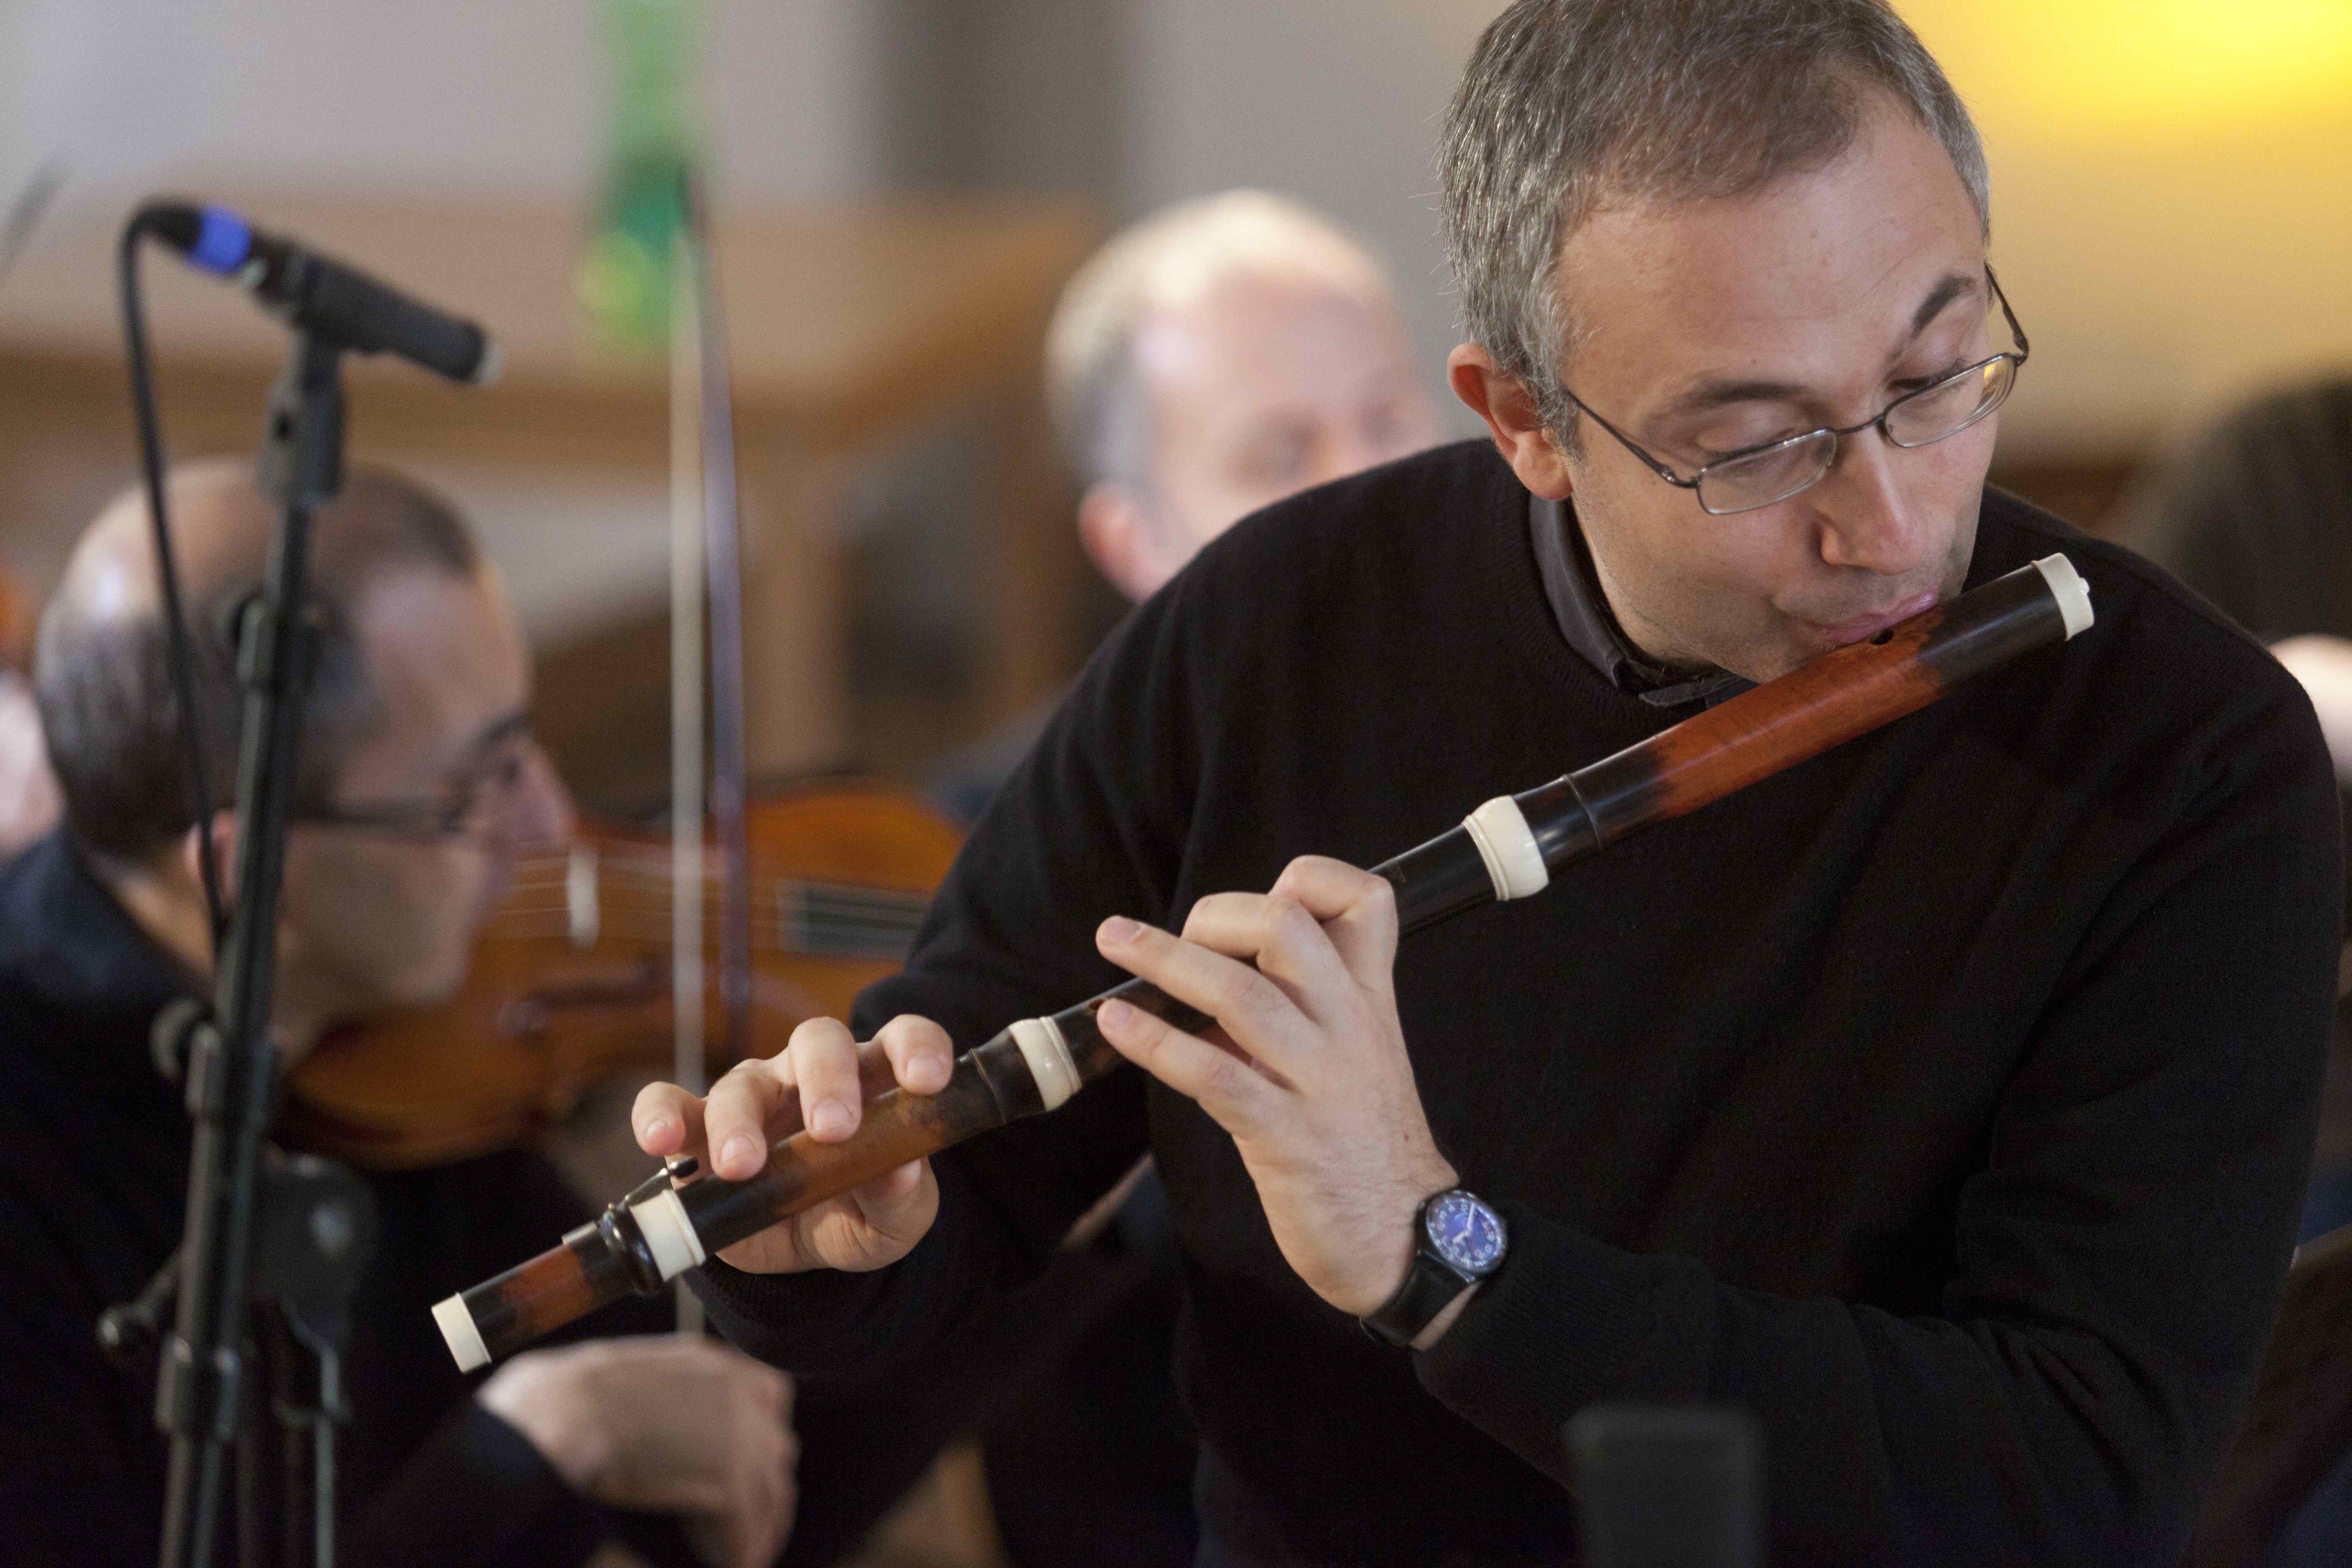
[437,553,2094,1372]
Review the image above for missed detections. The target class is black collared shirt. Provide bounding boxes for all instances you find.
[1527,493,1753,709]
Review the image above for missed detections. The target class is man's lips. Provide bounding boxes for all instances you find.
[1800,590,1941,647]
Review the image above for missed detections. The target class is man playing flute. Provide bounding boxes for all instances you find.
[634,1,2342,1560]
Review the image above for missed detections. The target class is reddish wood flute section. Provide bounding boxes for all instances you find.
[1558,557,2072,851]
[439,556,2092,1371]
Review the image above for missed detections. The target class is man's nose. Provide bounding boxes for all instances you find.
[1813,427,1932,577]
[504,746,576,850]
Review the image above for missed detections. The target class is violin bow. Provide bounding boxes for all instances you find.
[661,177,753,1336]
[686,178,756,1077]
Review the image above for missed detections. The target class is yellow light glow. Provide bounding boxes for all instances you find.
[1901,0,2352,134]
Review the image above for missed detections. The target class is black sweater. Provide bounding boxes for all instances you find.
[698,441,2342,1565]
[0,832,681,1568]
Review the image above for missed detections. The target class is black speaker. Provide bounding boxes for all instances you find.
[1566,1405,1761,1568]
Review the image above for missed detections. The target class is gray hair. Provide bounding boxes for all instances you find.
[1439,0,1990,449]
[36,463,479,865]
[1044,190,1396,492]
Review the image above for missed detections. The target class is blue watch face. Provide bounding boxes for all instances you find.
[1425,1191,1506,1277]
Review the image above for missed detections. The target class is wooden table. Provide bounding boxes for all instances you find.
[0,194,1099,782]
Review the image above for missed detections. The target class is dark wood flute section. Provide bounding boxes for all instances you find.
[444,557,2086,1367]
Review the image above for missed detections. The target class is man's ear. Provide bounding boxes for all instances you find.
[1448,343,1575,501]
[1077,482,1179,605]
[178,810,240,906]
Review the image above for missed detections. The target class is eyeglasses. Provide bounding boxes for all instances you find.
[1559,268,2030,517]
[292,729,542,842]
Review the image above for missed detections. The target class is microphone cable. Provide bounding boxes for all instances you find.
[117,208,227,945]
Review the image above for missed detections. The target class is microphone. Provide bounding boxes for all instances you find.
[140,201,499,385]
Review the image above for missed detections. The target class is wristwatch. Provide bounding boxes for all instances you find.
[1362,1187,1508,1348]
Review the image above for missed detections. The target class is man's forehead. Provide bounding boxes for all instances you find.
[1140,267,1398,361]
[1137,291,1410,442]
[1553,106,1985,387]
[347,566,526,763]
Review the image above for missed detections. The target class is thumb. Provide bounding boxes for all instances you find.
[848,1158,933,1238]
[795,1158,938,1272]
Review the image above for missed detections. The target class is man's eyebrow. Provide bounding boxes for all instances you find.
[1904,271,1983,344]
[447,709,532,772]
[1648,271,1988,425]
[1653,376,1810,423]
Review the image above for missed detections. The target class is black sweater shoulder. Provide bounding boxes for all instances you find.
[1145,438,1550,695]
[1971,487,2329,830]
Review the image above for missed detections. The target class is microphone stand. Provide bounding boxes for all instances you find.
[149,328,373,1568]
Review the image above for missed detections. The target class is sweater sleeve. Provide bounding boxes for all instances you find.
[1416,688,2342,1565]
[694,588,1196,1372]
[345,1401,615,1568]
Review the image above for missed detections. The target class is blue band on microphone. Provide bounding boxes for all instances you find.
[188,206,253,275]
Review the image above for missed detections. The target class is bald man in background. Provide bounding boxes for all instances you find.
[899,191,1437,1567]
[908,191,1442,1566]
[936,191,1440,822]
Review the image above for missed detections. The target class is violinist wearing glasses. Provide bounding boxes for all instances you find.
[0,461,797,1568]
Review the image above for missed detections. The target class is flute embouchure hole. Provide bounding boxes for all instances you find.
[1869,629,1894,645]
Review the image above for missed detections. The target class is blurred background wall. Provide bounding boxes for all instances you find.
[0,1,882,204]
[9,0,2343,477]
[1903,0,2352,464]
[3,0,2347,799]
[876,0,2352,471]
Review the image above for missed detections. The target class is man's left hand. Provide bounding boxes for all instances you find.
[1093,855,1457,1318]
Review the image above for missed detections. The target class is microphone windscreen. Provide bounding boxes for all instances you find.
[139,201,252,275]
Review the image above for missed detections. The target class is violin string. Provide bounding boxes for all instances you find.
[500,863,930,898]
[476,910,919,951]
[501,843,912,872]
[497,891,921,923]
[490,846,932,961]
[480,919,921,952]
[511,843,935,882]
[493,883,929,921]
[485,903,922,932]
[487,895,926,934]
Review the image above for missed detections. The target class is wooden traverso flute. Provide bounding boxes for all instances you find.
[436,554,2094,1372]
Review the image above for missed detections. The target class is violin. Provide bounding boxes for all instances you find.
[281,784,962,1169]
[0,566,34,669]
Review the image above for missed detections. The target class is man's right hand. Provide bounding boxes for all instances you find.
[630,1014,953,1274]
[478,1336,796,1568]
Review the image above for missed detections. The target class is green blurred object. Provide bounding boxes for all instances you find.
[579,0,699,351]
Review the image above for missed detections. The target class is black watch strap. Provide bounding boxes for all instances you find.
[1361,1249,1474,1347]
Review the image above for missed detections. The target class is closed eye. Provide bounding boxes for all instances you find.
[1893,359,1973,396]
[1695,428,1810,465]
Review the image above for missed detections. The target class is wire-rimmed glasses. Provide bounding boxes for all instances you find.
[291,727,542,842]
[1561,268,2030,517]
